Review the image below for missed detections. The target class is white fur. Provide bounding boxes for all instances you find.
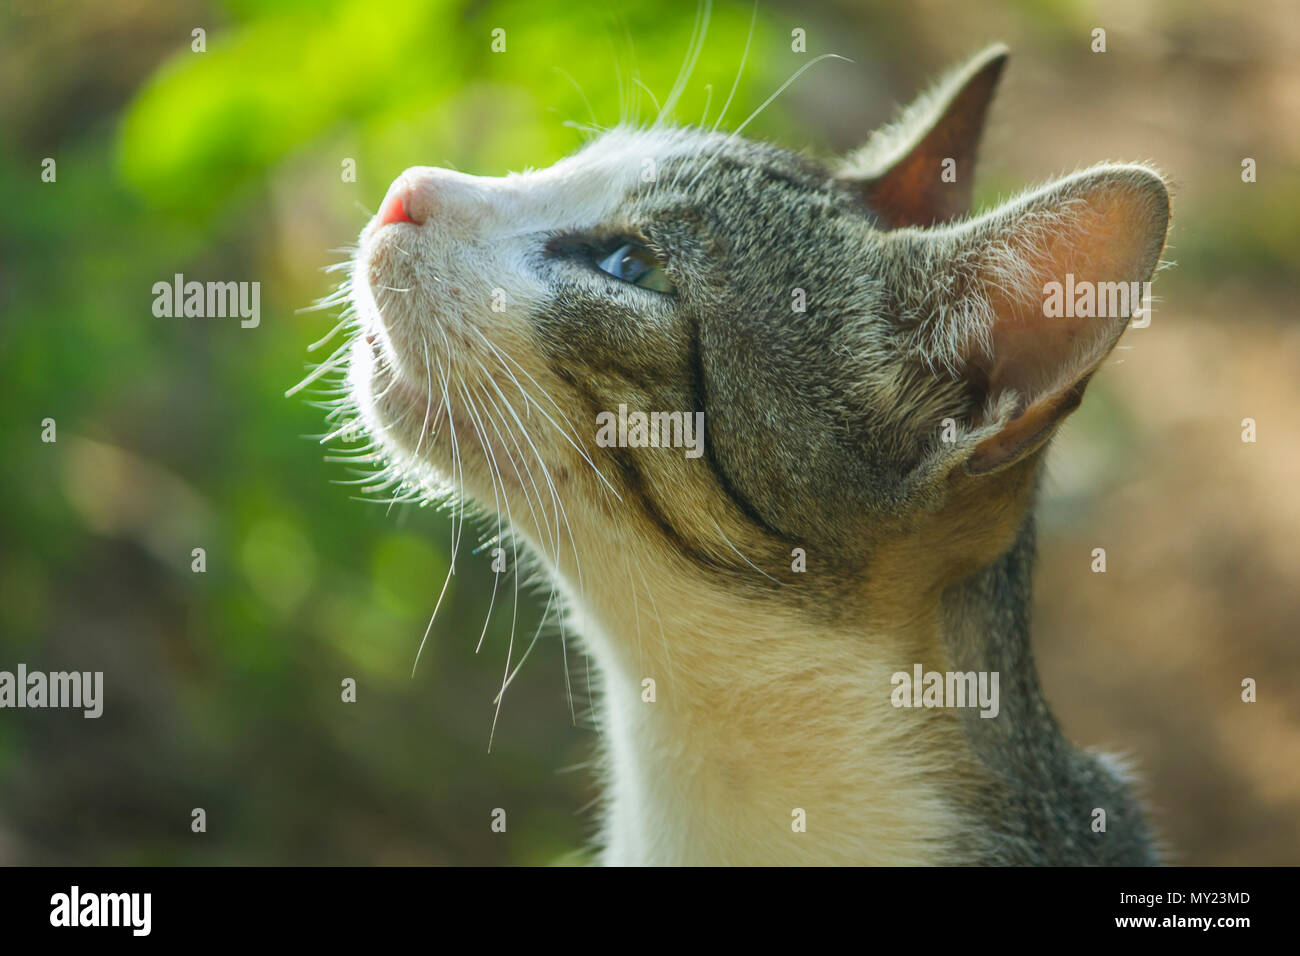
[563,552,973,865]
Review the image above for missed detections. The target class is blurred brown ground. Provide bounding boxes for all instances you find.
[1039,309,1300,864]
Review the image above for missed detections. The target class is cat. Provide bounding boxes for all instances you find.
[331,44,1170,865]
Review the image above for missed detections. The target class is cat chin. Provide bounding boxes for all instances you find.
[349,334,437,455]
[348,332,537,503]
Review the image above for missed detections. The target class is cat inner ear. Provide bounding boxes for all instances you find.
[842,44,1008,228]
[892,164,1170,477]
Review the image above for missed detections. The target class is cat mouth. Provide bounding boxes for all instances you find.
[358,328,430,416]
[356,327,498,463]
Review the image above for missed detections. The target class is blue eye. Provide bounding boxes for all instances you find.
[596,242,674,294]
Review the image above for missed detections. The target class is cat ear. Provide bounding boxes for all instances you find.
[891,164,1170,477]
[841,44,1008,228]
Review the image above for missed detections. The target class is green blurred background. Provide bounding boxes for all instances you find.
[1,0,1297,864]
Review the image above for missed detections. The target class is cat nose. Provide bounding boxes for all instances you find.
[377,167,492,230]
[379,188,416,226]
[378,167,441,227]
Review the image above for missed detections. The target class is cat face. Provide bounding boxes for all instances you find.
[349,126,906,562]
[343,46,1169,608]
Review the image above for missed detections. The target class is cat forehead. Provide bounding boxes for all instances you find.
[559,125,707,174]
[500,126,824,223]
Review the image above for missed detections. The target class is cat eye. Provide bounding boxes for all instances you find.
[596,242,675,294]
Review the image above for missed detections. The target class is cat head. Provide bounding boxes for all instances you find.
[343,45,1169,617]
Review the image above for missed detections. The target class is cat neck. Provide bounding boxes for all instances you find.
[566,515,1155,865]
[579,597,975,865]
[564,533,987,865]
[937,517,1159,864]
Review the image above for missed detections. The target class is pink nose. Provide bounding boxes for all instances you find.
[379,189,416,226]
[376,167,486,229]
[377,168,441,227]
